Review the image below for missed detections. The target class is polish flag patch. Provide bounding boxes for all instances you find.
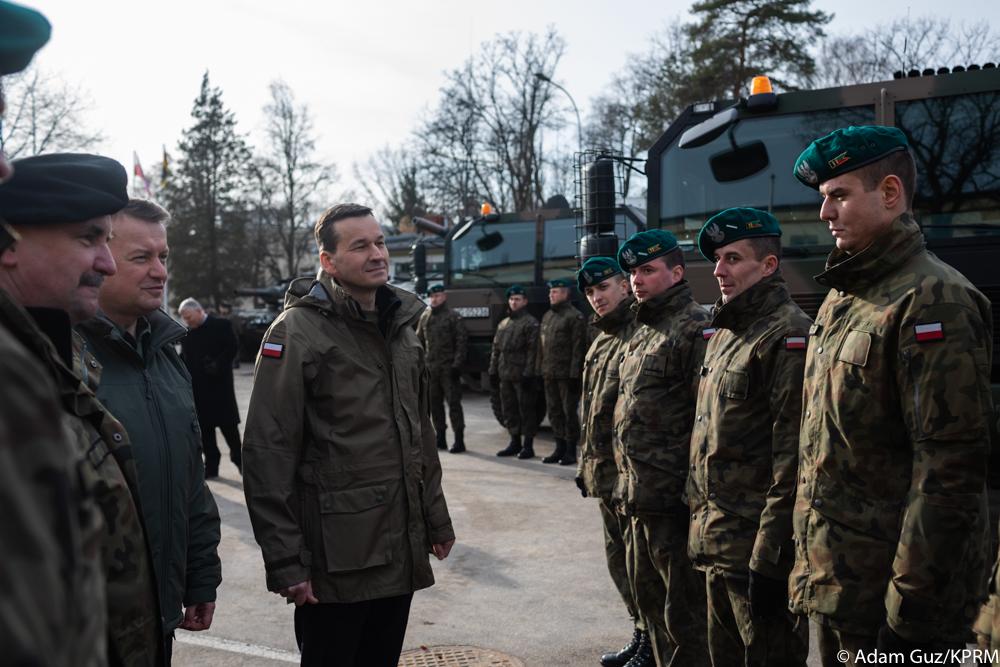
[702,328,717,340]
[914,322,944,343]
[261,341,284,359]
[785,336,807,350]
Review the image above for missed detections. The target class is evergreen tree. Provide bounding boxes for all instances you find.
[164,72,253,309]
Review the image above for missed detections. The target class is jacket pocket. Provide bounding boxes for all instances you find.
[836,329,872,367]
[318,485,393,573]
[719,369,750,400]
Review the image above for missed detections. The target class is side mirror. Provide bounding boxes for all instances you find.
[678,107,739,149]
[709,140,770,182]
[477,231,504,252]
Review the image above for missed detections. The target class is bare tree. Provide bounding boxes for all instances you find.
[0,65,103,157]
[354,145,428,231]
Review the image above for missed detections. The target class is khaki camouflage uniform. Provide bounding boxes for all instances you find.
[686,273,810,667]
[975,519,1000,664]
[0,290,106,667]
[416,303,468,437]
[538,301,587,442]
[578,296,640,629]
[488,308,540,438]
[613,281,711,667]
[791,213,993,660]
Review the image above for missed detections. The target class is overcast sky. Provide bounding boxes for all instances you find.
[24,0,992,199]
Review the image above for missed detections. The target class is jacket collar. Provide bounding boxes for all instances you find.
[80,308,187,356]
[289,273,425,336]
[633,280,694,326]
[814,212,925,292]
[592,295,635,335]
[710,272,792,333]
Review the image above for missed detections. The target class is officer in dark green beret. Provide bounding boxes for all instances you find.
[537,276,587,464]
[0,152,163,665]
[789,126,993,664]
[489,284,541,456]
[613,228,711,666]
[416,283,468,453]
[688,208,812,667]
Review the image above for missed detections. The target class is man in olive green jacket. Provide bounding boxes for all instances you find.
[77,199,222,664]
[244,203,455,667]
[687,208,811,667]
[790,126,992,664]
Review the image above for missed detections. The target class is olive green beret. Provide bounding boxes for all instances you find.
[428,284,445,294]
[0,153,128,225]
[698,207,781,261]
[546,277,573,289]
[506,285,526,297]
[0,1,51,75]
[793,125,909,189]
[617,229,679,270]
[577,256,623,291]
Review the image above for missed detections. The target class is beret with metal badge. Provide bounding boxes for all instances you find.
[505,284,526,298]
[576,256,623,291]
[428,284,445,294]
[698,207,781,261]
[617,229,679,270]
[546,277,573,289]
[793,125,909,189]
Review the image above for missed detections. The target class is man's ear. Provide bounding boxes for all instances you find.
[319,250,336,277]
[762,254,778,277]
[880,174,905,210]
[0,243,17,269]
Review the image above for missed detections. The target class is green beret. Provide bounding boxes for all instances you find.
[428,284,445,294]
[0,1,51,75]
[577,257,622,291]
[505,285,526,298]
[617,229,679,270]
[698,208,781,261]
[546,277,573,289]
[0,153,128,225]
[793,125,909,189]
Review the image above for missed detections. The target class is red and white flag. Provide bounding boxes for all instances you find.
[132,151,152,197]
[261,341,284,359]
[914,322,944,343]
[785,336,807,350]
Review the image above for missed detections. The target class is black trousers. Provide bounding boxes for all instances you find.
[201,420,242,476]
[294,593,414,667]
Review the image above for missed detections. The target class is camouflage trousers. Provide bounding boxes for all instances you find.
[543,377,580,442]
[428,367,464,435]
[815,621,964,667]
[600,500,643,631]
[627,512,710,667]
[499,378,538,438]
[704,568,807,667]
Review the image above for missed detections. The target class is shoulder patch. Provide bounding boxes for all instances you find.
[784,335,807,350]
[702,327,717,340]
[261,341,284,359]
[914,321,944,343]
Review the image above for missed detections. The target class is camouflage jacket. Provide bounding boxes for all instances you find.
[613,282,711,516]
[686,274,810,580]
[416,304,468,371]
[790,213,993,643]
[0,290,106,667]
[578,296,636,501]
[488,308,540,380]
[538,301,587,379]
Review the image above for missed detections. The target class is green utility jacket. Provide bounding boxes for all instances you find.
[538,301,587,379]
[488,308,540,380]
[0,290,106,667]
[243,276,455,603]
[613,282,711,516]
[790,213,993,643]
[578,297,636,501]
[416,304,467,371]
[686,274,810,580]
[77,310,222,635]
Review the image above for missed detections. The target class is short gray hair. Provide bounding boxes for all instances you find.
[178,297,203,312]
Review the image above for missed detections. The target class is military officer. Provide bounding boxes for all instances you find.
[490,284,542,458]
[789,126,993,665]
[538,277,587,465]
[613,229,711,667]
[416,284,468,453]
[687,208,811,667]
[573,257,648,667]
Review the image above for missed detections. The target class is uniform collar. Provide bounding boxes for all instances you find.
[592,295,635,335]
[815,212,925,292]
[710,272,791,333]
[633,280,693,326]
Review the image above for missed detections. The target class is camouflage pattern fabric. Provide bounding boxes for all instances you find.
[975,519,1000,663]
[543,378,580,442]
[488,308,540,381]
[600,500,642,630]
[499,378,538,438]
[790,213,994,643]
[687,273,811,581]
[538,301,587,379]
[416,303,467,371]
[427,367,464,435]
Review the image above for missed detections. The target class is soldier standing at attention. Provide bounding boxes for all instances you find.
[490,284,541,459]
[416,284,468,453]
[573,257,648,667]
[789,126,993,664]
[538,277,587,465]
[613,229,711,667]
[686,208,811,667]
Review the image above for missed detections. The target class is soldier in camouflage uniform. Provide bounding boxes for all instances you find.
[538,277,587,465]
[613,230,712,667]
[687,208,811,667]
[573,257,648,667]
[0,154,163,665]
[789,126,993,665]
[490,285,542,458]
[975,524,1000,664]
[417,284,468,453]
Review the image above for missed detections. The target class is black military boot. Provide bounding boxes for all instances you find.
[496,435,522,457]
[621,632,653,667]
[600,628,644,667]
[436,430,448,450]
[517,436,535,459]
[541,438,566,464]
[559,439,577,465]
[449,431,465,454]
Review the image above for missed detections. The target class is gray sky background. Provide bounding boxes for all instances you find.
[27,0,993,199]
